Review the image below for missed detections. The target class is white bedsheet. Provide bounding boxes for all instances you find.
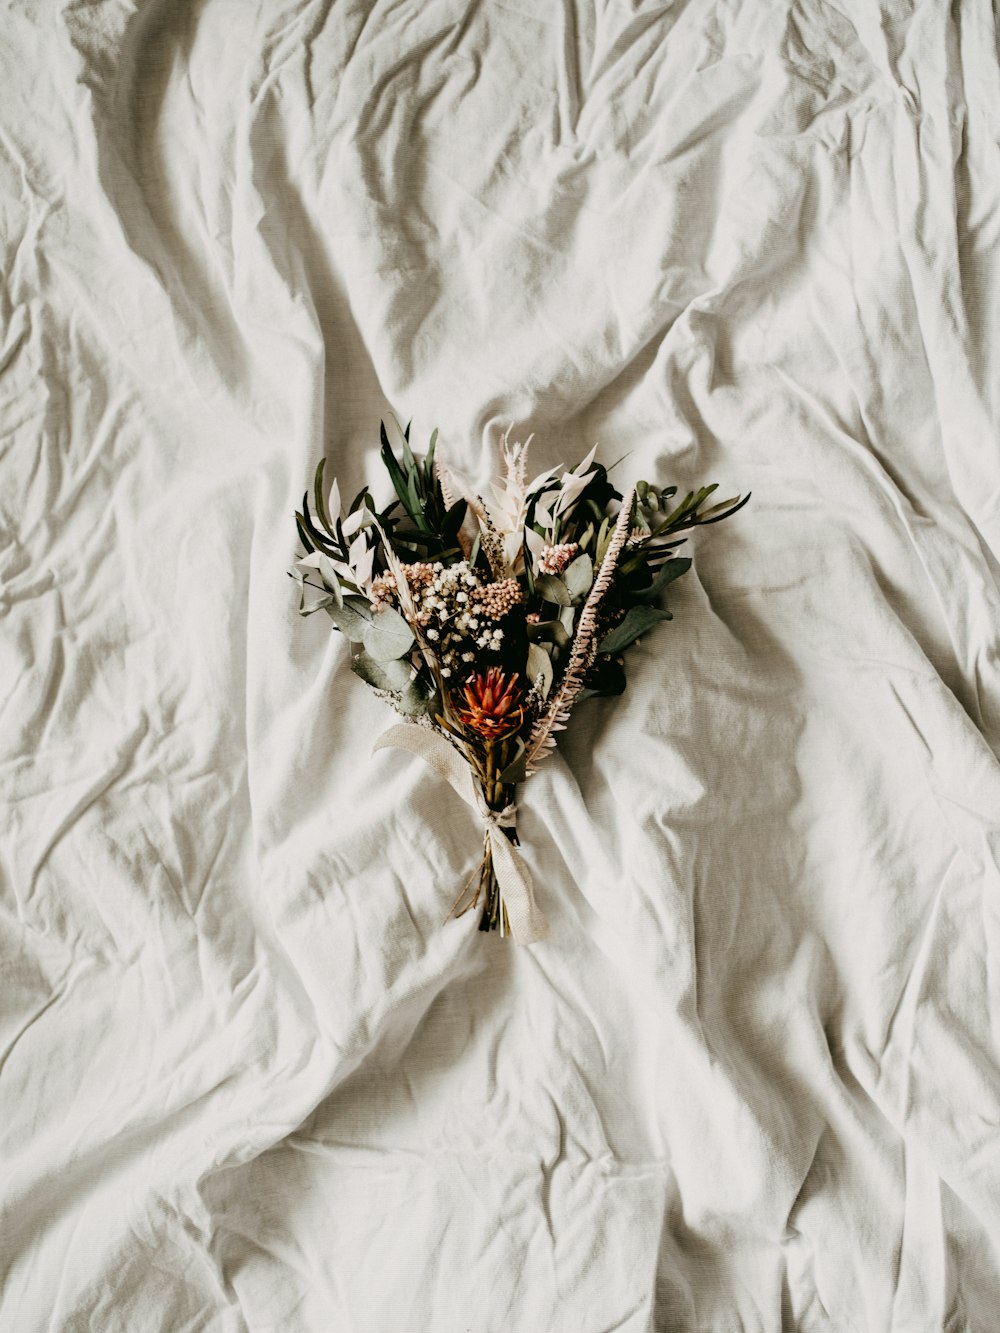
[4,1,1000,1328]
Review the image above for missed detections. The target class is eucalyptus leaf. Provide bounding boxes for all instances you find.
[327,596,373,641]
[499,741,528,786]
[535,574,572,607]
[563,552,593,600]
[559,605,576,635]
[526,643,554,699]
[397,679,439,718]
[598,605,672,654]
[362,607,415,662]
[351,652,413,692]
[526,618,571,648]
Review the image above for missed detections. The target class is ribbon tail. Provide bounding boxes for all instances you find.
[373,723,474,806]
[488,827,549,945]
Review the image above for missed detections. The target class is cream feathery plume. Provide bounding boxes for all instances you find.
[434,442,459,510]
[467,494,507,580]
[525,488,636,773]
[433,440,472,556]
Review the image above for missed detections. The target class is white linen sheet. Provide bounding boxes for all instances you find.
[4,1,1000,1328]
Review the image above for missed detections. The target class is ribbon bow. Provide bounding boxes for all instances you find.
[373,724,549,945]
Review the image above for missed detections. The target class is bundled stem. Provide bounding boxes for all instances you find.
[447,736,517,934]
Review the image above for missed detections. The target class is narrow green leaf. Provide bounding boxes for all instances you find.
[314,458,334,536]
[299,495,339,554]
[594,516,611,564]
[425,427,438,477]
[295,512,316,554]
[598,605,672,654]
[442,499,467,545]
[698,491,751,524]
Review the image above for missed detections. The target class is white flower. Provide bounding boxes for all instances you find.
[556,444,598,515]
[348,531,375,589]
[342,508,366,538]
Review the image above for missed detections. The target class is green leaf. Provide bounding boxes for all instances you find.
[327,596,373,641]
[314,458,334,536]
[526,618,571,648]
[633,557,691,603]
[563,552,593,600]
[396,683,435,717]
[594,516,611,564]
[297,499,339,555]
[598,605,672,654]
[442,498,467,545]
[295,512,316,554]
[425,427,438,478]
[535,574,572,607]
[698,491,751,524]
[498,740,528,786]
[526,643,554,699]
[362,607,415,661]
[580,655,627,699]
[351,652,413,692]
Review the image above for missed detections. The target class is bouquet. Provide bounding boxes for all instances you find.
[290,419,748,943]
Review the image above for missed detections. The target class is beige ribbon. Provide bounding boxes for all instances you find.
[373,724,549,945]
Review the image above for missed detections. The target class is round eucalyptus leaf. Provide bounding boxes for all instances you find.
[362,607,415,662]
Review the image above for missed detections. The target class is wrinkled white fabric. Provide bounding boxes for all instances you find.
[3,1,1000,1329]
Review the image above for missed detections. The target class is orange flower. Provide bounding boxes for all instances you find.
[455,669,525,740]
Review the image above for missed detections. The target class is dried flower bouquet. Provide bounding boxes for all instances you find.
[290,419,748,943]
